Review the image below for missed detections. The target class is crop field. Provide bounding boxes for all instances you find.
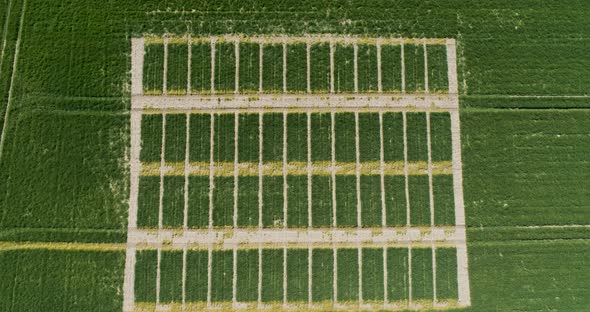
[1,1,589,312]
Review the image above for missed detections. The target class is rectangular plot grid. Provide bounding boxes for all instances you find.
[125,35,470,312]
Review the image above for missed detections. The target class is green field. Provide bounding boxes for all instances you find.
[1,0,589,311]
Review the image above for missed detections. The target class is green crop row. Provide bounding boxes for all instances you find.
[142,40,449,94]
[135,247,458,304]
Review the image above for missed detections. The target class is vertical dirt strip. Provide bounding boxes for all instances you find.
[187,35,191,93]
[259,43,263,93]
[423,39,429,94]
[235,39,240,94]
[184,114,190,229]
[353,42,358,93]
[163,35,168,95]
[182,247,187,311]
[210,37,216,94]
[377,38,382,93]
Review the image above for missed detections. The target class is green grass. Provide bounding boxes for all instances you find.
[310,112,332,161]
[382,112,404,161]
[287,175,308,227]
[140,114,162,162]
[239,42,260,92]
[404,44,425,92]
[311,175,333,227]
[0,110,128,231]
[138,176,160,228]
[436,248,458,301]
[358,112,380,162]
[262,43,283,92]
[164,114,186,162]
[285,43,307,92]
[408,175,430,226]
[160,250,183,303]
[381,44,402,92]
[310,43,330,93]
[287,248,309,302]
[213,176,233,227]
[0,249,124,312]
[311,248,333,302]
[237,176,259,227]
[411,248,434,300]
[143,44,164,93]
[286,113,307,162]
[384,175,407,226]
[2,1,590,310]
[262,176,283,227]
[261,248,283,302]
[406,112,428,161]
[334,44,354,93]
[462,110,590,226]
[213,113,235,162]
[187,176,209,228]
[337,248,358,301]
[335,175,357,227]
[387,247,409,302]
[236,249,259,302]
[214,42,235,93]
[262,112,283,161]
[360,175,382,227]
[189,114,211,162]
[357,44,378,92]
[427,45,448,92]
[211,250,232,302]
[433,175,455,225]
[334,112,355,162]
[186,250,208,302]
[162,176,184,228]
[430,112,452,161]
[362,248,385,301]
[190,42,212,94]
[135,249,157,302]
[238,113,259,162]
[166,43,188,94]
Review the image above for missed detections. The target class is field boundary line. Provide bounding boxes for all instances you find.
[233,112,239,228]
[186,35,191,93]
[0,0,13,76]
[0,0,26,162]
[162,35,168,95]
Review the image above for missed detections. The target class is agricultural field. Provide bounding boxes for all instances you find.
[0,1,589,312]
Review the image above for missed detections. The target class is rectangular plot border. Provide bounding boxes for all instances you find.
[125,36,470,312]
